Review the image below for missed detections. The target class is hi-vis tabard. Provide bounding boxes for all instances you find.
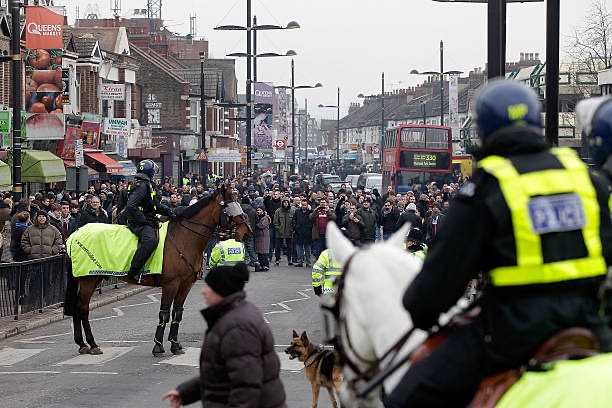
[127,181,157,211]
[208,238,245,268]
[478,147,606,287]
[312,249,343,295]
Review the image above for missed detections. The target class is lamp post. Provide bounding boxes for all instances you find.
[199,52,208,181]
[215,3,299,177]
[318,87,340,165]
[275,60,322,175]
[411,41,462,127]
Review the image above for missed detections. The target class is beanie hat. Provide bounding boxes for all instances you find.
[406,203,417,212]
[205,263,249,297]
[419,194,429,201]
[36,209,48,218]
[241,196,250,205]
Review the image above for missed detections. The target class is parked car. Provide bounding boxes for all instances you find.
[364,175,382,194]
[356,172,382,190]
[344,174,359,190]
[327,183,353,195]
[320,174,342,185]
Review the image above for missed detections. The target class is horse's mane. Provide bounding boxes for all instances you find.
[176,191,217,219]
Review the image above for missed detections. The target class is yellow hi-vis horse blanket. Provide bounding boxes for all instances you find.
[66,222,168,277]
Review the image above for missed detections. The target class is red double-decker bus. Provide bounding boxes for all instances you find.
[382,124,453,193]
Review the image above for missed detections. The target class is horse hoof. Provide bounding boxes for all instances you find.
[78,346,91,355]
[88,347,103,355]
[170,342,184,355]
[171,347,185,355]
[152,343,166,356]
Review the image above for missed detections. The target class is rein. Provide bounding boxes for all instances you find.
[330,251,417,390]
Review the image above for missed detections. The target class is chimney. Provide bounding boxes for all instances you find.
[520,52,525,61]
[529,53,534,61]
[535,52,540,61]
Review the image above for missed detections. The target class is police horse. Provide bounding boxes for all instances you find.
[324,223,612,407]
[64,185,251,356]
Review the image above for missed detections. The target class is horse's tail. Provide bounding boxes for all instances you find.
[64,258,79,317]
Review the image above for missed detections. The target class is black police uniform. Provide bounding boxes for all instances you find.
[125,172,174,278]
[384,130,612,407]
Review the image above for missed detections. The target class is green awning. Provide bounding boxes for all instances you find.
[0,160,11,191]
[22,150,66,183]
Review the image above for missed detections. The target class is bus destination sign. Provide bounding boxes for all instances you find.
[399,151,451,172]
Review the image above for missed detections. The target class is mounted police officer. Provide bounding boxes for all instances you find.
[125,159,176,280]
[577,96,612,182]
[208,231,245,268]
[385,80,612,408]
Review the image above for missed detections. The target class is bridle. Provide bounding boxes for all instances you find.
[321,252,416,392]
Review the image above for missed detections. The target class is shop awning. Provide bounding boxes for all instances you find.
[0,160,12,191]
[63,160,99,181]
[84,152,123,174]
[22,150,66,183]
[118,160,136,177]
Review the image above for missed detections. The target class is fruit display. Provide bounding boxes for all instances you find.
[25,49,64,114]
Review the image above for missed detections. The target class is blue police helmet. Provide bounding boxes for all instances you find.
[473,79,542,145]
[137,159,159,178]
[577,97,612,167]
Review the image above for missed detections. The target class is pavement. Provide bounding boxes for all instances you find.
[0,282,153,340]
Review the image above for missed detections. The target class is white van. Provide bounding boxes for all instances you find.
[356,172,382,190]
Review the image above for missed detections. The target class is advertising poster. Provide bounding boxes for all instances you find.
[24,6,65,141]
[103,118,131,137]
[82,121,101,149]
[57,126,81,159]
[253,82,273,150]
[0,111,10,148]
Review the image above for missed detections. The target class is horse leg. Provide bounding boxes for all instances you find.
[77,277,103,355]
[72,314,89,354]
[153,309,170,356]
[168,306,185,355]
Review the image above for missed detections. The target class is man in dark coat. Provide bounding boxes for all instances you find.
[162,263,286,407]
[292,200,313,267]
[125,160,175,279]
[380,200,400,240]
[395,202,422,232]
[77,195,109,228]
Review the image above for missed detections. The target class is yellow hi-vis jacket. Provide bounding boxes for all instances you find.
[478,147,606,287]
[208,238,245,268]
[312,249,343,295]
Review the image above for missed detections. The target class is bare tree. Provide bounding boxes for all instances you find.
[566,0,612,96]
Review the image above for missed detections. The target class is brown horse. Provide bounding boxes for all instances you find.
[64,185,251,356]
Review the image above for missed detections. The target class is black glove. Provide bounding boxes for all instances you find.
[314,286,322,297]
[168,210,178,221]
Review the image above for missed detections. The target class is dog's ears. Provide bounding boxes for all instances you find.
[292,330,299,338]
[300,331,309,344]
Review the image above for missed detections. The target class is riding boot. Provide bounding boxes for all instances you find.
[126,266,141,280]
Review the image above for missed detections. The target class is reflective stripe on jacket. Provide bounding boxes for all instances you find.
[208,239,245,268]
[312,249,343,294]
[478,147,606,286]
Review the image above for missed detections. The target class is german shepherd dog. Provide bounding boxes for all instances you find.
[285,330,343,408]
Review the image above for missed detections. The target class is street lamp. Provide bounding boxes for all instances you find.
[411,40,462,127]
[215,3,299,177]
[319,87,341,166]
[199,52,208,181]
[275,59,322,175]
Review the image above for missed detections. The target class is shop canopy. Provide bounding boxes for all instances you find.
[0,160,12,191]
[62,160,99,181]
[84,152,123,174]
[118,160,136,178]
[21,150,66,183]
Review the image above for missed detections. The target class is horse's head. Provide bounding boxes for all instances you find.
[324,222,424,405]
[216,184,252,242]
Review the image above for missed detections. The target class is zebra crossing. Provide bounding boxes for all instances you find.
[0,345,304,374]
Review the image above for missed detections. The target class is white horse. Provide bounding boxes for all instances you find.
[325,222,427,407]
[326,222,612,408]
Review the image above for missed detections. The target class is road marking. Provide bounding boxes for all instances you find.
[278,352,303,372]
[70,371,118,375]
[0,371,60,375]
[97,340,150,344]
[264,289,312,323]
[0,348,49,366]
[147,293,161,302]
[89,293,161,322]
[112,307,124,317]
[16,332,71,344]
[57,347,134,365]
[159,347,200,367]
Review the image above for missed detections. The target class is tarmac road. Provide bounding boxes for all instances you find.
[0,262,341,408]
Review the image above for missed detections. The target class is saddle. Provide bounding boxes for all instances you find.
[471,327,600,408]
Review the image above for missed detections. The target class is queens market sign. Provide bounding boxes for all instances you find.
[100,84,125,101]
[103,118,131,137]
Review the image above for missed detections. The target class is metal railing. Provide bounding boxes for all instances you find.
[0,254,67,320]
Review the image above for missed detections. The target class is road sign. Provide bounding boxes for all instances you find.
[75,139,84,167]
[196,149,208,162]
[275,140,286,149]
[252,152,264,159]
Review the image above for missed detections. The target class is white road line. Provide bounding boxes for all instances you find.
[0,348,49,366]
[16,332,71,343]
[70,371,118,375]
[97,340,150,344]
[147,293,161,302]
[0,371,60,375]
[57,347,134,365]
[112,307,125,317]
[158,347,200,367]
[277,352,303,372]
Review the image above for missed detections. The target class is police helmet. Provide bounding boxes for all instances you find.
[576,96,612,167]
[406,228,424,244]
[137,159,159,178]
[473,79,542,146]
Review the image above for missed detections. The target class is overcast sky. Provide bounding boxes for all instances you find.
[59,0,607,120]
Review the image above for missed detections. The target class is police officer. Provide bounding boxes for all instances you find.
[208,231,246,268]
[125,159,176,280]
[312,248,343,296]
[404,227,427,260]
[385,80,612,407]
[577,96,612,180]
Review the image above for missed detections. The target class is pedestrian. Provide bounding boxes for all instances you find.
[292,199,313,267]
[385,79,612,407]
[241,196,260,270]
[380,200,400,240]
[77,195,110,228]
[424,201,445,244]
[356,197,377,245]
[161,263,286,408]
[10,211,30,262]
[264,189,282,260]
[21,210,63,260]
[309,198,336,259]
[273,197,295,266]
[253,205,271,271]
[341,203,362,246]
